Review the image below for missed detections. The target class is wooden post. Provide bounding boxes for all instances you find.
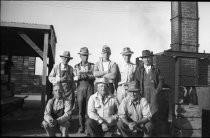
[41,33,49,114]
[47,59,53,101]
[7,54,12,89]
[174,57,180,104]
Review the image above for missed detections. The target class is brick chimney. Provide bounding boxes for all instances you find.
[171,2,199,103]
[171,2,199,52]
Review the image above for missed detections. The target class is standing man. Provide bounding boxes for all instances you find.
[74,47,95,133]
[93,45,120,94]
[117,47,136,104]
[117,81,153,137]
[134,50,163,136]
[42,83,72,137]
[87,78,119,137]
[49,51,76,111]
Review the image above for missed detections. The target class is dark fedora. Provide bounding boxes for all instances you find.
[60,51,73,59]
[120,47,134,55]
[139,50,153,58]
[127,81,140,92]
[101,45,111,54]
[78,47,91,55]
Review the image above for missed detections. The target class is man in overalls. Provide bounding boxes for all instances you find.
[93,45,120,95]
[49,51,76,112]
[74,47,95,133]
[134,50,163,136]
[42,83,72,137]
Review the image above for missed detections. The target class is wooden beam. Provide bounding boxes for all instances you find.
[18,33,43,58]
[41,33,49,114]
[174,58,180,104]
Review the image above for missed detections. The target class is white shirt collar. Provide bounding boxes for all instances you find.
[144,64,151,73]
[144,64,151,69]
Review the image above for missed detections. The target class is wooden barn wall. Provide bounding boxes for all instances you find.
[1,55,42,94]
[198,58,210,86]
[154,55,175,90]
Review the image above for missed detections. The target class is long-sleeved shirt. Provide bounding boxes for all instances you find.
[118,95,152,122]
[43,98,72,125]
[87,92,119,124]
[48,63,74,84]
[118,61,136,85]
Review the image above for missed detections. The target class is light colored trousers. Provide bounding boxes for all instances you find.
[116,85,127,104]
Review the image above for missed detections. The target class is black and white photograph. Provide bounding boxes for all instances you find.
[1,1,210,137]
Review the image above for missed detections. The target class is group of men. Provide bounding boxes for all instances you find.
[42,45,163,137]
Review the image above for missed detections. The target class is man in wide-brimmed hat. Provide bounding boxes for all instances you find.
[117,81,152,137]
[86,77,119,137]
[117,47,136,104]
[134,50,163,136]
[74,47,95,134]
[93,45,120,95]
[49,51,76,113]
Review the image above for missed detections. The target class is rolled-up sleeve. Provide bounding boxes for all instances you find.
[44,99,54,123]
[87,95,104,124]
[103,63,118,80]
[94,62,106,77]
[56,100,72,125]
[141,98,152,119]
[48,64,58,84]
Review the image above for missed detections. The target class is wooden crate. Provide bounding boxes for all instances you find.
[173,116,201,130]
[175,104,202,117]
[172,104,202,137]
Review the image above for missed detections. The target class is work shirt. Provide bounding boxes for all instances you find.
[118,61,136,85]
[87,92,119,124]
[43,98,72,125]
[144,65,151,74]
[118,95,152,122]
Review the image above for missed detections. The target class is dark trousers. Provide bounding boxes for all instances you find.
[77,81,94,130]
[117,119,152,137]
[86,118,115,137]
[42,120,70,137]
[108,83,115,95]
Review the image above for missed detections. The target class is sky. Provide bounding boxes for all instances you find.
[1,1,210,75]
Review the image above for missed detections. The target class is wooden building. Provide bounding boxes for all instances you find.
[1,21,57,114]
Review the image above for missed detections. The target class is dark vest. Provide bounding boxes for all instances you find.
[51,98,64,119]
[143,69,155,88]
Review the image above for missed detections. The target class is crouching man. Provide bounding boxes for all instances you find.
[86,78,119,137]
[117,81,153,137]
[42,83,73,137]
